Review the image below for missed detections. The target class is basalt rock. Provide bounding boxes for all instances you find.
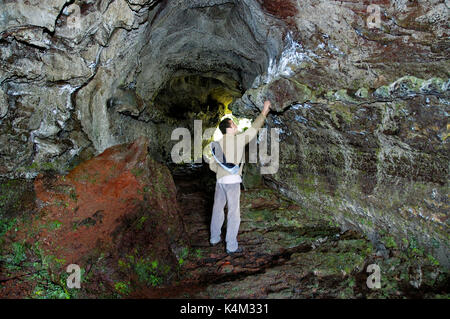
[1,137,188,297]
[0,0,448,272]
[227,0,449,268]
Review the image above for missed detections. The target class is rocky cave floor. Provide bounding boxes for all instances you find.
[132,167,449,299]
[0,165,449,299]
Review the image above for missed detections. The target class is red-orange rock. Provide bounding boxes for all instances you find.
[258,0,298,19]
[11,136,188,296]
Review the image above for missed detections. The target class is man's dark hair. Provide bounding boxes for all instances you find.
[219,118,232,134]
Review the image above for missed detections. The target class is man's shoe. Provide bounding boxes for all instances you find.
[226,247,244,255]
[210,241,220,247]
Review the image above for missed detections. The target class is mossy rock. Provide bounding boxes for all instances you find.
[242,163,263,189]
[0,178,35,217]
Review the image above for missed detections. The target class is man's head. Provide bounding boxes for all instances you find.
[219,118,238,135]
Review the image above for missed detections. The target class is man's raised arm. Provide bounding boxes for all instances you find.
[238,100,271,145]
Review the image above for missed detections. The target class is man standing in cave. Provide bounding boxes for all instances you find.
[209,100,271,254]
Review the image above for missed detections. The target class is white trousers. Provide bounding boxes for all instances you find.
[210,182,241,252]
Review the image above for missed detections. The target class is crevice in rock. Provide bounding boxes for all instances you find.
[48,0,76,37]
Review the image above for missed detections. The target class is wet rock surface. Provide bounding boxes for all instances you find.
[146,167,449,299]
[228,0,450,267]
[0,0,449,298]
[0,155,448,298]
[0,137,187,298]
[0,0,288,174]
[232,73,449,268]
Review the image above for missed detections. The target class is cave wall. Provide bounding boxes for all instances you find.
[230,0,449,266]
[0,0,289,176]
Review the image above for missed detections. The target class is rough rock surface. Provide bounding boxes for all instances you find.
[0,0,290,176]
[233,75,449,267]
[0,0,448,291]
[131,170,448,299]
[230,1,449,267]
[0,137,188,298]
[0,144,448,299]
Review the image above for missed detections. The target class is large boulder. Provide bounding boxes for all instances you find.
[2,137,188,298]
